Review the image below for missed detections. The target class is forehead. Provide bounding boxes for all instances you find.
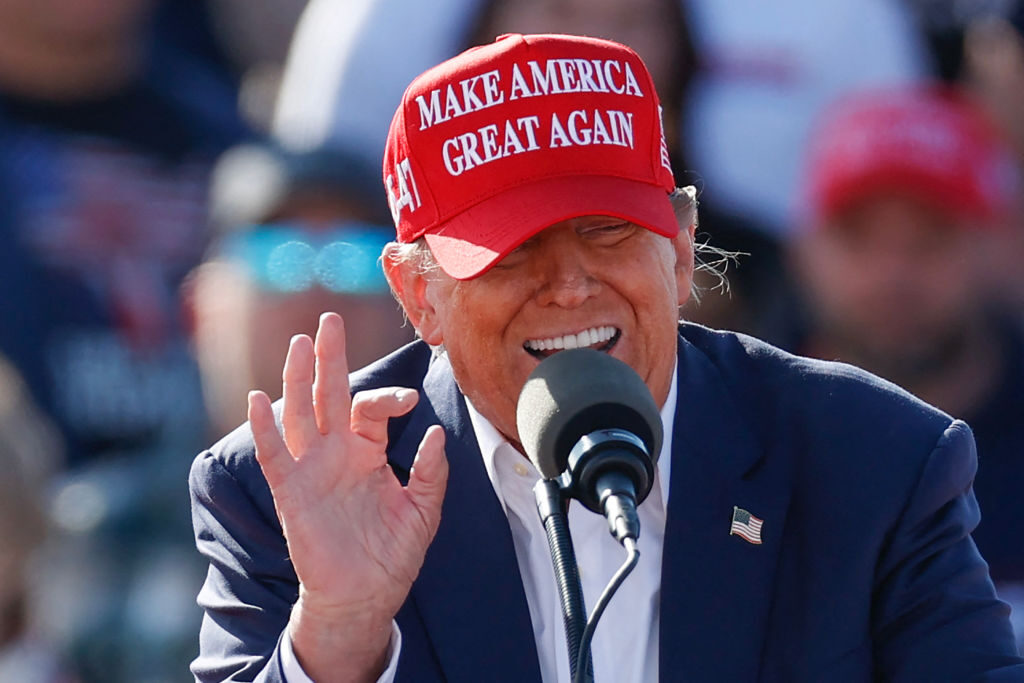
[830,194,962,234]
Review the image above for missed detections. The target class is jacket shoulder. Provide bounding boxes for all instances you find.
[677,324,960,511]
[349,339,434,393]
[679,323,952,438]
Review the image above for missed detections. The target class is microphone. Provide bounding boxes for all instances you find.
[516,348,663,543]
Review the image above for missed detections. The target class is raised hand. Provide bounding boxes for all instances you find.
[248,312,448,681]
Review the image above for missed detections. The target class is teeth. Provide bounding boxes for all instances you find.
[525,326,617,352]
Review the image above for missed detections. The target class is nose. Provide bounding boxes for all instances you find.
[532,235,600,308]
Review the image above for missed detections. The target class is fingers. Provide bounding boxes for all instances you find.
[313,312,351,435]
[406,425,448,531]
[250,390,292,488]
[350,388,420,447]
[282,334,321,456]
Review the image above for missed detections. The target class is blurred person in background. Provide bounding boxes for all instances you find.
[0,0,247,468]
[151,0,308,132]
[681,0,930,238]
[0,0,249,679]
[902,0,1024,84]
[185,141,414,438]
[961,11,1024,309]
[788,85,1024,647]
[676,0,934,339]
[0,357,70,682]
[901,1,1024,308]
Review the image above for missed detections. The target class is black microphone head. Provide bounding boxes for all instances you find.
[516,348,663,479]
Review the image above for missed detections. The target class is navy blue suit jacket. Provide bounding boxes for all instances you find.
[189,325,1024,681]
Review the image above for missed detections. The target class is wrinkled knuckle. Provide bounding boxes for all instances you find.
[349,392,375,418]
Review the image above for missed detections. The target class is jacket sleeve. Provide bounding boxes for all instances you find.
[189,448,295,682]
[871,419,1024,680]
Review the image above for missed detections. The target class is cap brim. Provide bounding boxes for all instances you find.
[423,175,679,280]
[817,168,997,225]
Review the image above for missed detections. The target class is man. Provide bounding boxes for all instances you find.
[186,141,413,438]
[190,34,1024,681]
[789,85,1024,647]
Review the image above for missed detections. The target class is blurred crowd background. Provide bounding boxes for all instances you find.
[1,0,1023,680]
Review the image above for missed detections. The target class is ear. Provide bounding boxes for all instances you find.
[670,187,698,306]
[382,243,445,345]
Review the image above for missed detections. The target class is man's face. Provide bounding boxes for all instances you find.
[396,214,694,444]
[794,194,986,377]
[188,195,414,436]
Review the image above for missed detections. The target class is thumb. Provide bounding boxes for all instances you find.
[406,425,448,535]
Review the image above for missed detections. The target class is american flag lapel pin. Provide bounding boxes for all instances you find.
[730,506,764,545]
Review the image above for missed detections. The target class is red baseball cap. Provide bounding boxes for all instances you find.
[803,85,1019,227]
[383,33,678,279]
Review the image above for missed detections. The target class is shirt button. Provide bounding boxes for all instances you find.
[513,462,530,477]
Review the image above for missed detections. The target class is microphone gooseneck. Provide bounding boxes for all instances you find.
[516,348,664,683]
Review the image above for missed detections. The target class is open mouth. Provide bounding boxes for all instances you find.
[523,326,621,360]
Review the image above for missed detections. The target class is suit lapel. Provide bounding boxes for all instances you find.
[660,334,792,681]
[392,353,542,682]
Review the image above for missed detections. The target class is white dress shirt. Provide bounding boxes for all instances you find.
[283,365,677,682]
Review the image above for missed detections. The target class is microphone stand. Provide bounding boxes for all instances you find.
[534,478,594,683]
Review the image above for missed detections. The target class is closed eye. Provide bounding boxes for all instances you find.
[579,221,636,243]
